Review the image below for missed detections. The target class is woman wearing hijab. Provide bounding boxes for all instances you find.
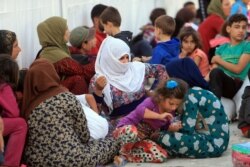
[89,36,168,127]
[198,0,231,56]
[37,16,95,95]
[0,30,21,59]
[22,58,119,167]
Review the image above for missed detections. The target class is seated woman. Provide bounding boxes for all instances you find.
[36,16,95,95]
[22,58,119,166]
[154,87,229,158]
[89,36,168,122]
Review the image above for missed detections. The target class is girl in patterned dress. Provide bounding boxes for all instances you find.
[155,87,229,158]
[112,78,188,165]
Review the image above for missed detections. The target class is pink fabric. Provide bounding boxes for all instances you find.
[190,48,210,77]
[209,36,230,48]
[198,14,225,55]
[3,118,27,166]
[0,84,19,118]
[0,84,27,166]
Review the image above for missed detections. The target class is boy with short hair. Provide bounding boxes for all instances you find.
[150,15,180,65]
[209,14,250,99]
[99,6,132,47]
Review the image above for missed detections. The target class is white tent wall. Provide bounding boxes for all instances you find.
[0,0,197,68]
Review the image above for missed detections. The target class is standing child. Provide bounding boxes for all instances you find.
[0,54,27,166]
[112,78,188,166]
[209,14,250,99]
[179,26,210,78]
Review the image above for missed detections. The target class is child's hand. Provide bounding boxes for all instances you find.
[179,49,188,58]
[158,112,173,121]
[168,121,182,132]
[95,76,107,91]
[211,55,222,65]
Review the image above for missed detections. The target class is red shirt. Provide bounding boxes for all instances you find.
[198,14,225,55]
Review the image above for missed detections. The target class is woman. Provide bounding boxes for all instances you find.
[22,58,119,166]
[198,0,231,56]
[154,87,229,158]
[0,30,21,59]
[90,36,168,119]
[37,16,95,95]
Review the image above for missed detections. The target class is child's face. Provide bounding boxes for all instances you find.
[227,21,247,42]
[154,26,161,41]
[159,97,182,112]
[102,21,113,35]
[242,0,250,5]
[182,35,196,54]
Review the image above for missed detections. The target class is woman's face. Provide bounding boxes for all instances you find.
[12,39,21,59]
[221,0,231,17]
[119,54,129,63]
[64,28,70,42]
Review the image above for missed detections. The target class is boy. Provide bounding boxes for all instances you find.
[209,14,250,99]
[149,15,180,65]
[99,6,132,47]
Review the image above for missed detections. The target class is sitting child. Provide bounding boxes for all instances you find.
[112,78,188,166]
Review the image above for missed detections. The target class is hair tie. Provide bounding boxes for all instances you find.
[166,80,178,89]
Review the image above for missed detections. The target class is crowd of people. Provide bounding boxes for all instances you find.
[0,0,250,166]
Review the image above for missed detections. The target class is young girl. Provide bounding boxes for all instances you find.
[112,78,188,166]
[179,26,210,78]
[0,54,27,166]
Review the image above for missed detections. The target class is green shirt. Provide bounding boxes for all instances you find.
[215,41,250,80]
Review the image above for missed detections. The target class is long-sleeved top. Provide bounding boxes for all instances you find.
[150,38,180,65]
[117,97,174,130]
[89,64,168,117]
[0,84,19,118]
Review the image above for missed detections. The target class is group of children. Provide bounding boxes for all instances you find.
[0,0,249,166]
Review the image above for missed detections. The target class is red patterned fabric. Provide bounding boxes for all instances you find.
[53,57,95,94]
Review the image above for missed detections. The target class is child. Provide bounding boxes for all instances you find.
[230,0,250,17]
[100,6,132,48]
[179,26,210,78]
[209,14,250,99]
[150,15,180,65]
[112,78,188,166]
[0,54,27,166]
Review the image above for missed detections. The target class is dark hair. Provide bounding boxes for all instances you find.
[155,15,176,36]
[173,8,195,37]
[184,1,195,8]
[0,54,19,89]
[153,78,188,103]
[227,13,248,27]
[150,8,166,25]
[179,26,202,50]
[222,14,248,37]
[91,4,108,22]
[0,30,17,55]
[100,6,121,27]
[16,68,28,92]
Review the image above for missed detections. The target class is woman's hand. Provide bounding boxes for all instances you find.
[0,118,4,152]
[168,121,182,132]
[95,76,107,91]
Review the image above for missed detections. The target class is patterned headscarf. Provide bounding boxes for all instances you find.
[37,16,70,63]
[0,30,16,55]
[207,0,227,19]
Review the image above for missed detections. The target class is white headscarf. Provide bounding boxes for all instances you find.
[95,36,145,109]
